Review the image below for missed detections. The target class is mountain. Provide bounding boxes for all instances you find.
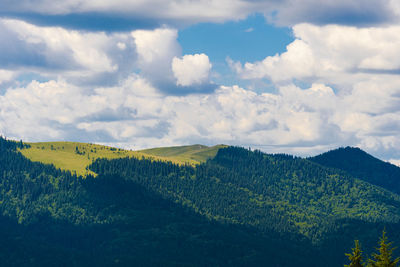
[309,146,400,195]
[2,137,400,266]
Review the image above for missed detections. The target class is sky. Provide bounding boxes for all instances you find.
[1,0,400,163]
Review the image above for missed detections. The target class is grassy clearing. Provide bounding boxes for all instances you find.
[138,144,226,164]
[19,142,141,176]
[19,142,225,176]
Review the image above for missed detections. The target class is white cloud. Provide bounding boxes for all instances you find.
[1,19,117,72]
[0,75,162,143]
[0,18,139,86]
[0,19,213,94]
[389,159,400,167]
[131,29,214,93]
[267,0,397,26]
[131,27,181,86]
[235,39,316,83]
[235,24,400,89]
[132,28,179,65]
[2,75,400,160]
[2,0,397,28]
[231,24,400,159]
[172,54,212,86]
[1,0,257,25]
[0,69,15,85]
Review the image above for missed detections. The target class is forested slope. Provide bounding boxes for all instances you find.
[309,147,400,194]
[2,136,400,266]
[0,137,314,266]
[91,147,400,243]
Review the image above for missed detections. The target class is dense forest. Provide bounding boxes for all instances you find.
[310,146,400,195]
[1,136,400,266]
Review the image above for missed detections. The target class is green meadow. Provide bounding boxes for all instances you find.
[19,142,225,176]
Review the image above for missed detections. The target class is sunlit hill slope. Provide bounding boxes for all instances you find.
[19,142,225,176]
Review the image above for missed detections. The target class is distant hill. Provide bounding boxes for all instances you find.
[309,146,400,194]
[19,142,224,176]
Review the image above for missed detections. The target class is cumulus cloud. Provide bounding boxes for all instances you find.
[131,28,180,87]
[0,75,162,143]
[0,0,256,30]
[0,69,15,85]
[1,19,115,71]
[0,19,214,94]
[0,18,138,86]
[172,54,212,86]
[0,0,397,30]
[230,23,400,159]
[2,74,400,160]
[234,24,400,89]
[267,0,397,26]
[130,28,215,94]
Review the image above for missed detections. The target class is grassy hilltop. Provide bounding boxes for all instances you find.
[19,142,225,176]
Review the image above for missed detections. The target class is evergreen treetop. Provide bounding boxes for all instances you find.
[345,240,363,267]
[368,230,400,267]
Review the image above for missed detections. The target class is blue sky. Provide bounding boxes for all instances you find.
[179,14,293,63]
[1,0,400,163]
[178,13,293,88]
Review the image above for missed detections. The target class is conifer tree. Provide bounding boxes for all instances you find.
[345,240,364,267]
[368,229,400,267]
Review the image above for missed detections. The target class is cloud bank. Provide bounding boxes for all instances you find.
[2,74,400,159]
[1,0,399,30]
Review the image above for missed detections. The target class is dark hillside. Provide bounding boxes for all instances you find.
[90,146,400,266]
[309,146,400,194]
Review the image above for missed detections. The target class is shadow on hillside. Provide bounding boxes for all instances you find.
[0,175,322,267]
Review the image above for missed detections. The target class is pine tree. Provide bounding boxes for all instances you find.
[368,229,400,267]
[345,240,364,267]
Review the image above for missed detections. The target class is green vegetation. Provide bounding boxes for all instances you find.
[345,230,400,266]
[0,137,314,266]
[19,141,139,176]
[345,240,363,267]
[138,144,226,164]
[19,142,223,176]
[91,147,400,244]
[368,230,400,267]
[3,137,400,266]
[309,147,400,195]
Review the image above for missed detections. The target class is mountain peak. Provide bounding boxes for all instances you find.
[309,146,400,194]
